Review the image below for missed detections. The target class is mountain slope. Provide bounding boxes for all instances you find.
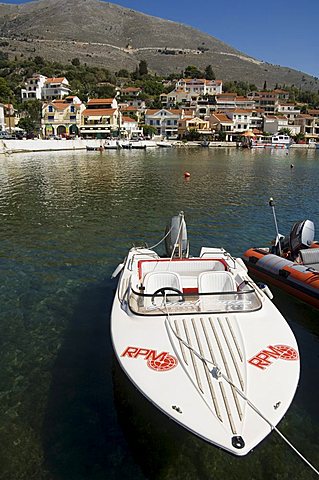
[0,0,317,90]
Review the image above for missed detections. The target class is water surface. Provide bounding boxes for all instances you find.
[0,147,318,479]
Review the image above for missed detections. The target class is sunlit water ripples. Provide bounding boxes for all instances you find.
[0,147,319,479]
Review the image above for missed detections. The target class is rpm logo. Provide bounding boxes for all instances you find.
[248,344,299,370]
[121,346,178,371]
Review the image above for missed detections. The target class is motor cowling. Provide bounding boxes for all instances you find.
[165,212,189,258]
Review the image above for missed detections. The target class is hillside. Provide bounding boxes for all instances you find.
[0,0,318,90]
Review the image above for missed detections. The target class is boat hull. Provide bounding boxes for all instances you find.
[242,248,319,309]
[111,247,300,456]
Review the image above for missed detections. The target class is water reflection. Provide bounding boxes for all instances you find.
[0,148,318,479]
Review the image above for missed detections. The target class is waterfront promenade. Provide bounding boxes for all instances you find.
[0,139,316,154]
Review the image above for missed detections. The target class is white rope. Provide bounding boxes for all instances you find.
[162,305,319,476]
[148,224,173,249]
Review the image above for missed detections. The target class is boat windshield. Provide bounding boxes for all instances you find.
[128,288,262,316]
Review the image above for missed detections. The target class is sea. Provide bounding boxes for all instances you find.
[0,146,318,480]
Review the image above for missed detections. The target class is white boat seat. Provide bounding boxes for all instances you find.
[198,271,236,293]
[143,271,183,307]
[198,271,237,311]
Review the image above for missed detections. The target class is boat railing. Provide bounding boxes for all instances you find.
[128,288,262,315]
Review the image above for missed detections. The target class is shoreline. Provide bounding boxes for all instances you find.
[0,139,316,154]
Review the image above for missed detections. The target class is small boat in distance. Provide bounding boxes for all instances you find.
[111,212,299,456]
[86,145,103,151]
[104,140,119,150]
[157,140,172,147]
[243,198,319,309]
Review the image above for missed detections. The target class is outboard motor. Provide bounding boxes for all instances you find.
[165,211,189,258]
[290,220,315,256]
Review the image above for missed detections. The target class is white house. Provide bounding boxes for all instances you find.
[21,74,47,101]
[144,108,181,138]
[42,77,71,101]
[122,116,143,138]
[226,109,254,133]
[175,78,223,96]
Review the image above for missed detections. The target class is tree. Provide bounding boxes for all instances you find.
[143,125,157,138]
[278,128,292,136]
[263,80,267,90]
[184,65,202,78]
[138,60,148,76]
[116,69,130,78]
[205,65,215,80]
[18,99,42,134]
[71,57,80,67]
[0,77,14,103]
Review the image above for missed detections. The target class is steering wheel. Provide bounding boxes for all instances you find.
[151,287,185,306]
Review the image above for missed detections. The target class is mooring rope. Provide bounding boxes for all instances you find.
[161,302,319,476]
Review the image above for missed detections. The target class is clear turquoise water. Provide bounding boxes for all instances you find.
[0,147,319,480]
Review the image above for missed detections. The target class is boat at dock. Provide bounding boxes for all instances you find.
[243,199,319,309]
[157,141,173,147]
[111,212,299,456]
[251,134,292,149]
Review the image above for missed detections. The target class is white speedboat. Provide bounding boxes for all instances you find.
[111,212,300,456]
[157,141,172,147]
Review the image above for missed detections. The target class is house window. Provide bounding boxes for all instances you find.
[48,116,54,120]
[70,106,75,113]
[70,115,76,120]
[48,106,53,112]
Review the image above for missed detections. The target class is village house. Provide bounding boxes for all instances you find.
[209,113,234,141]
[263,115,289,134]
[175,78,223,96]
[21,74,47,101]
[117,87,145,108]
[249,89,290,114]
[41,96,85,137]
[80,98,120,138]
[144,108,181,138]
[4,103,19,132]
[294,114,319,138]
[178,116,210,138]
[121,116,143,139]
[277,103,301,121]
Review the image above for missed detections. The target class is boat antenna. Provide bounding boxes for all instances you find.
[269,197,282,256]
[178,211,184,259]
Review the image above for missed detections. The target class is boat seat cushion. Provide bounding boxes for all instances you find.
[143,271,183,308]
[198,271,237,293]
[299,249,319,270]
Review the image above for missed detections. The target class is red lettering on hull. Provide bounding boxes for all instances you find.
[249,344,299,370]
[121,346,178,371]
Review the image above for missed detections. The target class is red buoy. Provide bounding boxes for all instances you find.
[184,171,191,178]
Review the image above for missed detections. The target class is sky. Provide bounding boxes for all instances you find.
[1,0,319,78]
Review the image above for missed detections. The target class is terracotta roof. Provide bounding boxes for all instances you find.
[122,116,136,122]
[212,113,232,123]
[120,105,138,111]
[82,108,116,116]
[87,98,114,104]
[45,77,67,83]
